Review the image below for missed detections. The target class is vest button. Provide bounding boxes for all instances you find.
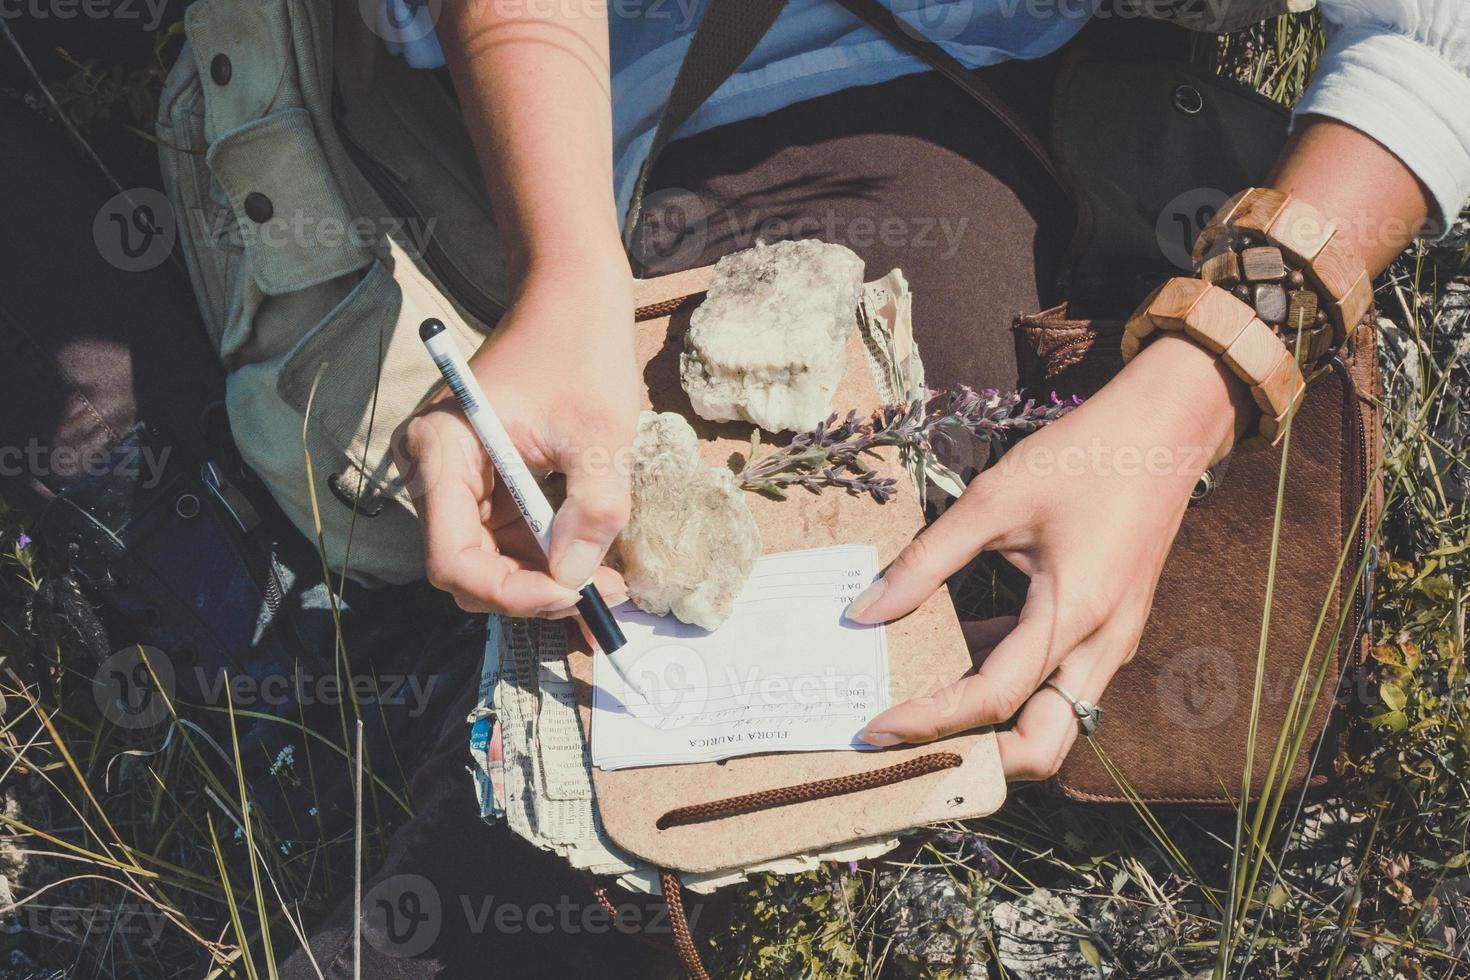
[328,471,386,517]
[243,192,274,223]
[210,53,232,85]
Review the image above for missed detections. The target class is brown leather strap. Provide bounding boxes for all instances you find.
[657,751,963,829]
[660,870,712,980]
[829,0,1070,199]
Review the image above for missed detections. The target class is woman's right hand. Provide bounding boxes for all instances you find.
[393,260,638,617]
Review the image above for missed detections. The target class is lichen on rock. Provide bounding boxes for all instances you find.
[614,411,761,630]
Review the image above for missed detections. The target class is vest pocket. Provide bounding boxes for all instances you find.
[275,252,483,509]
[206,108,372,299]
[184,0,293,141]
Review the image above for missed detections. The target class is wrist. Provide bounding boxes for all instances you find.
[467,248,636,391]
[513,231,629,289]
[495,247,635,339]
[1121,333,1254,469]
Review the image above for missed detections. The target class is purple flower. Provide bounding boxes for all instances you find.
[15,533,31,551]
[738,384,1079,500]
[847,860,860,874]
[937,829,1002,877]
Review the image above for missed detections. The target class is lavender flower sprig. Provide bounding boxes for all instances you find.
[736,385,1080,503]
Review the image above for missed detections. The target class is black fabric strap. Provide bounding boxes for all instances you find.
[830,0,1070,198]
[621,0,788,248]
[624,0,1072,253]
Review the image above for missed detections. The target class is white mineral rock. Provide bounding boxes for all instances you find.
[615,411,761,631]
[680,240,864,433]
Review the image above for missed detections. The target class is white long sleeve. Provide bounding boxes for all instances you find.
[1298,0,1470,232]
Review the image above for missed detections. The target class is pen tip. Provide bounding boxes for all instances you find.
[419,318,446,342]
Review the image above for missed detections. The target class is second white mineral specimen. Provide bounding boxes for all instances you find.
[615,411,761,631]
[681,240,864,433]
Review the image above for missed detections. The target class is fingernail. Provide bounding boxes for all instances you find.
[554,540,603,588]
[861,730,901,747]
[536,589,581,617]
[845,578,887,624]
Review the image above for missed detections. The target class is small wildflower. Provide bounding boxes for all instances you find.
[938,829,1002,877]
[15,533,31,550]
[269,744,296,777]
[846,860,860,874]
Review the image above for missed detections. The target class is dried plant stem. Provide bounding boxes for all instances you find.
[737,385,1079,501]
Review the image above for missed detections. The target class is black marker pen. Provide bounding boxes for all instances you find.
[419,319,631,668]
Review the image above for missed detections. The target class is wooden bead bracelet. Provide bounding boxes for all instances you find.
[1123,278,1306,449]
[1192,187,1373,362]
[1122,188,1371,450]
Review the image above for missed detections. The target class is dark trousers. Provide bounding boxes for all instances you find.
[0,102,222,510]
[2,55,1068,977]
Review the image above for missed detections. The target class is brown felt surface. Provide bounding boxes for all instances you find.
[563,266,1005,873]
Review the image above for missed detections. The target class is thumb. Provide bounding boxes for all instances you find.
[547,444,631,589]
[845,494,1005,625]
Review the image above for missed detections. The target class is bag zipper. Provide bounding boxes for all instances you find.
[1334,355,1374,659]
[1318,351,1376,780]
[333,99,506,329]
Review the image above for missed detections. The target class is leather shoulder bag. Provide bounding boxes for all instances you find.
[628,0,1383,805]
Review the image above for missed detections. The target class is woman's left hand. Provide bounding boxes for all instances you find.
[845,333,1252,780]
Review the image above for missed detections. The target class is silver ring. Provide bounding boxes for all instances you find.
[1043,680,1102,736]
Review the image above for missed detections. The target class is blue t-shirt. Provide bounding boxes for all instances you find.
[381,0,1092,222]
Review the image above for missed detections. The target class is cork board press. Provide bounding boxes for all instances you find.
[565,265,1006,873]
